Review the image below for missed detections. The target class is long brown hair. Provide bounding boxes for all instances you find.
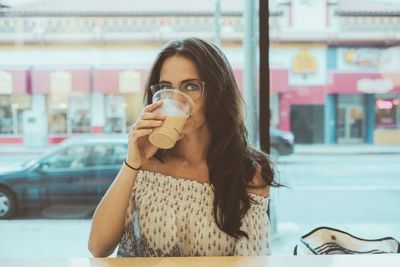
[144,37,279,239]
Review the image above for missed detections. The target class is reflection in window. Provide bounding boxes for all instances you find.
[44,145,88,170]
[86,144,127,167]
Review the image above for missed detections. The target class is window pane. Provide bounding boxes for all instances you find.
[269,0,400,255]
[86,144,125,167]
[0,0,250,259]
[44,145,87,170]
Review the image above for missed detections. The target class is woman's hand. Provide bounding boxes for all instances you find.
[126,101,165,168]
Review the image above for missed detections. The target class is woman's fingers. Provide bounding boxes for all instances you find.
[134,120,163,130]
[129,129,153,140]
[141,112,166,120]
[143,101,163,113]
[127,103,165,136]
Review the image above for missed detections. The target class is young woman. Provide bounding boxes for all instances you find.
[88,37,279,257]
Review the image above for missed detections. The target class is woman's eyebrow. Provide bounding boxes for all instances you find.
[181,78,201,83]
[159,80,172,84]
[159,78,200,84]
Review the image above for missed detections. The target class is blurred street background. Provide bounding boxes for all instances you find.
[1,0,400,258]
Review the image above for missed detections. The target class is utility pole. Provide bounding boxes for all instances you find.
[244,0,258,145]
[214,0,221,47]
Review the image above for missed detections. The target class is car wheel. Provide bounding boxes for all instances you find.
[0,187,17,219]
[269,147,280,163]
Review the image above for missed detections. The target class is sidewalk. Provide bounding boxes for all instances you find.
[0,144,53,155]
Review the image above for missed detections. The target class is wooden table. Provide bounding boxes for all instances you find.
[1,255,400,267]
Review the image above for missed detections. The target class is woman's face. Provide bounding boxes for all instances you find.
[158,55,207,136]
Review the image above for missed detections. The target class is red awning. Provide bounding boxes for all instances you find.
[31,67,91,94]
[328,72,400,94]
[0,68,29,94]
[94,67,148,93]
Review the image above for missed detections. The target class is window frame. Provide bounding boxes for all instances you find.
[259,0,270,154]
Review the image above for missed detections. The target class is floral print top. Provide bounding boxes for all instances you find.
[117,170,271,257]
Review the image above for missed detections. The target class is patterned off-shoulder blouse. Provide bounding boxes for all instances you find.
[117,170,271,257]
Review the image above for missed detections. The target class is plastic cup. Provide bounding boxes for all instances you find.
[148,89,194,149]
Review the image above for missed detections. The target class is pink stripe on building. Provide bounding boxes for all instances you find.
[270,68,289,92]
[12,69,30,94]
[31,67,91,94]
[94,67,148,93]
[328,72,400,94]
[233,68,243,91]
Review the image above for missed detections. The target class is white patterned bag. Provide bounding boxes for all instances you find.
[294,227,400,255]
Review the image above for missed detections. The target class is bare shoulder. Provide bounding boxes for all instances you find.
[141,157,163,173]
[246,165,270,198]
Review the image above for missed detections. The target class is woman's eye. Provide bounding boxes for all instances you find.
[183,83,200,91]
[161,84,173,90]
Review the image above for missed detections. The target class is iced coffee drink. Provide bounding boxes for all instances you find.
[148,90,194,149]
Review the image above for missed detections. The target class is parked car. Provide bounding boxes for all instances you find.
[0,129,293,219]
[270,127,295,162]
[0,135,127,219]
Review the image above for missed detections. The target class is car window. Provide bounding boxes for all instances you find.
[43,145,89,170]
[86,143,127,167]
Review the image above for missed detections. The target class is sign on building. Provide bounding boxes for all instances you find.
[50,70,72,94]
[0,71,13,95]
[119,70,141,93]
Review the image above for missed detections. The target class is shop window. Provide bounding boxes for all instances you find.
[123,93,142,131]
[48,94,68,134]
[0,96,12,134]
[12,94,31,134]
[375,98,399,129]
[70,95,91,133]
[104,95,126,133]
[0,95,31,135]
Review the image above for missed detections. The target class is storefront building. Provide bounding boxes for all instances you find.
[1,0,400,145]
[270,46,400,144]
[0,66,149,144]
[0,64,243,144]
